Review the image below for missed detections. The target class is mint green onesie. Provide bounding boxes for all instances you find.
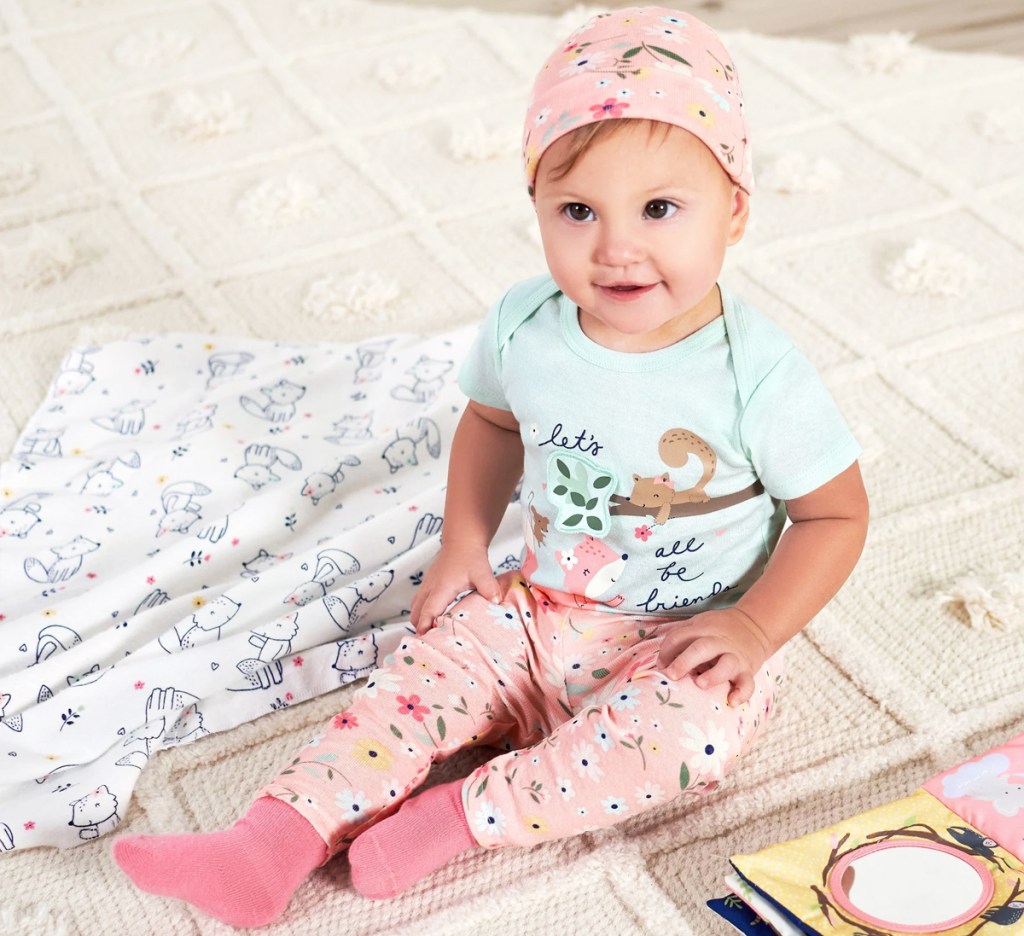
[459,275,862,616]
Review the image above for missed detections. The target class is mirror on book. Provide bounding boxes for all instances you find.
[828,840,995,933]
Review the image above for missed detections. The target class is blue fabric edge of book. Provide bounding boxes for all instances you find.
[706,865,823,935]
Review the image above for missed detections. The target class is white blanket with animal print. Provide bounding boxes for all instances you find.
[0,330,520,851]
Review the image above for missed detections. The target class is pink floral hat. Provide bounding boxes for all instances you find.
[523,7,752,196]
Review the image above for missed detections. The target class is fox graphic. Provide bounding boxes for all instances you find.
[24,536,100,584]
[240,380,305,423]
[558,535,628,608]
[68,785,120,840]
[391,356,453,404]
[0,493,49,539]
[381,418,441,474]
[158,595,242,653]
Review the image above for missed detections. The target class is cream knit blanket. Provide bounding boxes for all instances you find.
[1,1,1023,933]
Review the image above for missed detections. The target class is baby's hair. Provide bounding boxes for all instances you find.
[542,118,673,183]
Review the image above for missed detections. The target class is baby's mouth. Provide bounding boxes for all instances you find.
[598,282,657,300]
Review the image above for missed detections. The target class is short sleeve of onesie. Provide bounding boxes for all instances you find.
[738,347,861,502]
[458,297,511,411]
[459,275,562,412]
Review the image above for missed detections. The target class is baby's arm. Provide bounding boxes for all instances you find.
[410,400,523,633]
[657,461,869,705]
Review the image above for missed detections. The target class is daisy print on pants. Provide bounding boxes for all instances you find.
[474,800,506,837]
[571,740,603,782]
[680,720,730,780]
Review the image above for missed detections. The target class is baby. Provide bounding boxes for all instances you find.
[112,7,869,927]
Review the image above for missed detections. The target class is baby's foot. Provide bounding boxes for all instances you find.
[348,777,478,899]
[111,796,326,927]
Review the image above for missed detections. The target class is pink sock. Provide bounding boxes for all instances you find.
[348,777,478,899]
[111,796,327,927]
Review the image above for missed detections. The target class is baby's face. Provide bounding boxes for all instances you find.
[534,123,748,352]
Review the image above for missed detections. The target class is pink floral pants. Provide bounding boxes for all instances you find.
[258,572,783,856]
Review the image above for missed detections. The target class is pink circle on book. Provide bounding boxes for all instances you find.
[828,839,995,933]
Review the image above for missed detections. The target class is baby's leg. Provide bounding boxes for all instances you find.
[456,643,783,850]
[114,574,552,921]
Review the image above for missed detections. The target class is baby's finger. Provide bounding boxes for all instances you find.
[694,653,739,691]
[413,593,448,634]
[663,637,720,681]
[468,566,502,604]
[727,672,755,707]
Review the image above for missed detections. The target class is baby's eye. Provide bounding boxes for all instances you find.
[562,203,594,222]
[644,199,677,220]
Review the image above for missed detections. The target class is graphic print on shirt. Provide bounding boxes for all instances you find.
[544,451,618,537]
[624,428,718,526]
[556,534,628,607]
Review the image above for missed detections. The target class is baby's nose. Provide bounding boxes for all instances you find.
[594,223,645,267]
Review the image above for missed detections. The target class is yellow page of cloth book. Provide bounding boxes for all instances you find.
[728,731,1024,935]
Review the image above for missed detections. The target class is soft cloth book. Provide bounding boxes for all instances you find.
[710,732,1024,935]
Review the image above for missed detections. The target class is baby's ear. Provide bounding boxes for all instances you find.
[727,188,750,245]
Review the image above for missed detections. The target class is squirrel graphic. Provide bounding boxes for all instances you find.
[627,428,717,526]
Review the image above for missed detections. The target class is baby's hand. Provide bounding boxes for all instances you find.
[655,608,772,707]
[409,539,502,635]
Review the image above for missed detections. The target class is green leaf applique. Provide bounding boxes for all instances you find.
[544,451,617,537]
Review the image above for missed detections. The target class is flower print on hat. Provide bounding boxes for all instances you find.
[523,7,752,196]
